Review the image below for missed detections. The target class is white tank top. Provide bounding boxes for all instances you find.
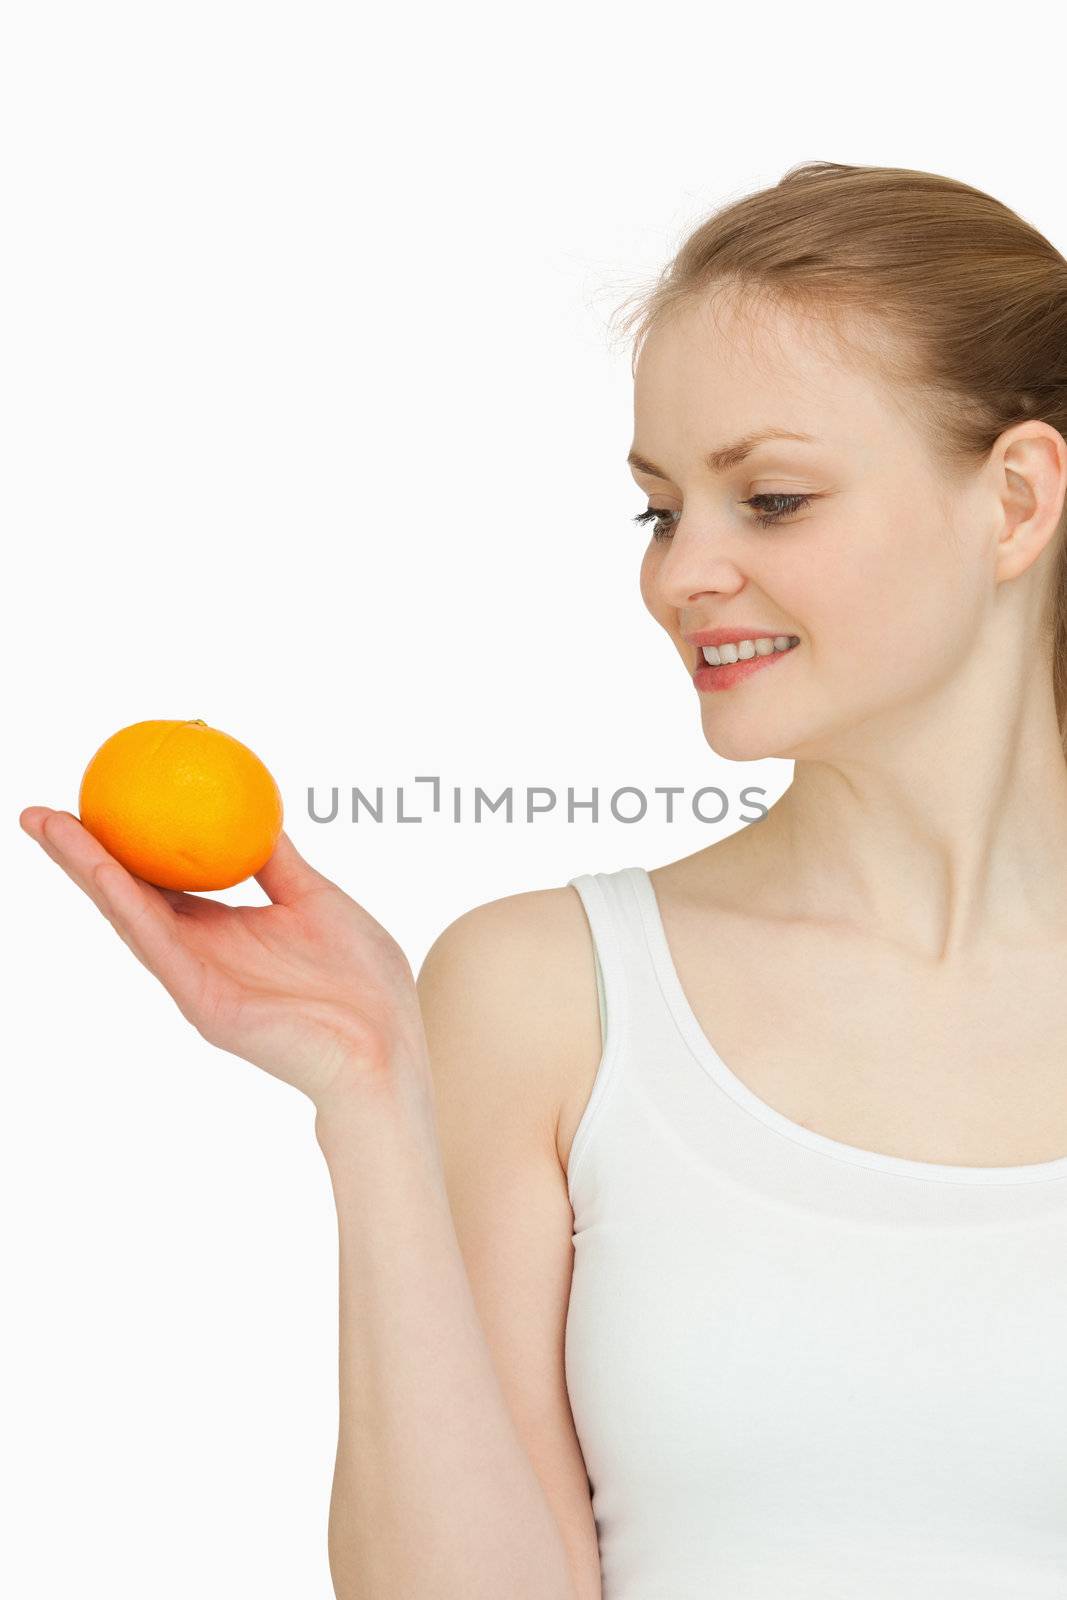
[564,865,1067,1599]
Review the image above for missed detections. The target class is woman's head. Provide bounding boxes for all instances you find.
[615,163,1067,767]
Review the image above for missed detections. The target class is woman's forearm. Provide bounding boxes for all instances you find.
[315,1064,576,1600]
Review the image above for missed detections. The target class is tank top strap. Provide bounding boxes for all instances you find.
[566,864,666,1052]
[564,864,677,1210]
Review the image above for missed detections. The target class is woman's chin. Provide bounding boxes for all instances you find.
[697,704,824,765]
[699,725,795,763]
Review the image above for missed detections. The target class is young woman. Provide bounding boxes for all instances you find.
[21,161,1067,1599]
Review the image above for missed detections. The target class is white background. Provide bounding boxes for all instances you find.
[4,3,1064,1594]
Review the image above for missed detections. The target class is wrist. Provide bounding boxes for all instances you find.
[313,1046,437,1154]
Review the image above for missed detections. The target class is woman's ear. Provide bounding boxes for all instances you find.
[992,421,1067,584]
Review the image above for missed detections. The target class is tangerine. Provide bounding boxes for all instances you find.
[78,719,284,891]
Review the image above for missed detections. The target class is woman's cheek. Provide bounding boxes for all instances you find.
[638,541,664,617]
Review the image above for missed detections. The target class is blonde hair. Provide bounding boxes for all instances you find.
[608,161,1067,752]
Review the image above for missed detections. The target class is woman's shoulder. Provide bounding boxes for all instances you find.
[419,878,605,1040]
[423,875,602,967]
[416,880,604,1137]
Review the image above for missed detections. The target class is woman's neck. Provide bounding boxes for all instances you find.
[725,691,1067,965]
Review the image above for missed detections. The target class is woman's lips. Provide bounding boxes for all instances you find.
[692,640,800,692]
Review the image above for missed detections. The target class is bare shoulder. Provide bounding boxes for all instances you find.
[416,882,603,1169]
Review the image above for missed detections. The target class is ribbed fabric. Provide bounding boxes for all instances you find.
[564,865,1067,1600]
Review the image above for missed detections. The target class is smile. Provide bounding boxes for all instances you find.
[693,636,801,692]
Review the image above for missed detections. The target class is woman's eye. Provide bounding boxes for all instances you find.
[631,493,814,542]
[744,492,814,528]
[631,506,680,541]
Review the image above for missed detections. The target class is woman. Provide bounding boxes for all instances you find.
[21,161,1067,1598]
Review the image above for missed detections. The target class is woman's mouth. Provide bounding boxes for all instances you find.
[692,634,801,692]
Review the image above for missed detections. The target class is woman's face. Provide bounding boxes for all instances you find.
[633,292,994,764]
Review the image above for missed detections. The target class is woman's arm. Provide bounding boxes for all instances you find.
[19,810,577,1599]
[315,1065,578,1600]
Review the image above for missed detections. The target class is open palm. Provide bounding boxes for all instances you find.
[19,807,427,1111]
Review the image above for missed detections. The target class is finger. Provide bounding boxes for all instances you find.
[28,810,126,920]
[20,806,55,839]
[254,830,333,906]
[28,811,190,911]
[93,860,201,978]
[29,811,206,1001]
[28,809,211,926]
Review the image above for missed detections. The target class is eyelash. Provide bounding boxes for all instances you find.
[632,493,814,541]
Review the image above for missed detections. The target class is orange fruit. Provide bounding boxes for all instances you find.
[78,719,284,891]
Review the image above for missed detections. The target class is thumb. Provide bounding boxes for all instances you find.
[253,830,334,905]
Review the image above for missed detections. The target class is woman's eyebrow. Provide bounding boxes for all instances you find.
[627,427,819,480]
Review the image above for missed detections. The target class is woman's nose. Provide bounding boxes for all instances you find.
[650,519,748,606]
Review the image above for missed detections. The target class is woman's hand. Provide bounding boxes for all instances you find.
[18,807,429,1113]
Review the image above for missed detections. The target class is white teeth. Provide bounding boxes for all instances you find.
[701,635,799,666]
